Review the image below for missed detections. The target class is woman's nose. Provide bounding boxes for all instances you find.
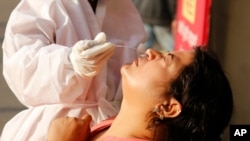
[145,49,161,60]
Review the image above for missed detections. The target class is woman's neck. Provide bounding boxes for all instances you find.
[102,102,152,140]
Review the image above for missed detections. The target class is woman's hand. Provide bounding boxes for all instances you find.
[47,114,92,141]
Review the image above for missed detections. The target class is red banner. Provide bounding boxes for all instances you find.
[174,0,212,50]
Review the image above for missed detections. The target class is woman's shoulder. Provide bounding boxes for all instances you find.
[90,117,150,141]
[91,117,115,133]
[90,116,116,139]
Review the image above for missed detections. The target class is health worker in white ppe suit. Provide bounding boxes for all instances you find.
[1,0,146,140]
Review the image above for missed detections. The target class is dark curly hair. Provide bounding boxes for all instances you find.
[147,47,234,141]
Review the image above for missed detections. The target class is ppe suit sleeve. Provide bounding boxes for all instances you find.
[2,0,92,107]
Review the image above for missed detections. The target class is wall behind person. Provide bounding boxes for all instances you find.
[225,0,250,123]
[0,0,26,134]
[209,0,250,141]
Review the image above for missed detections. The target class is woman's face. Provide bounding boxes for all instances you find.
[121,49,195,105]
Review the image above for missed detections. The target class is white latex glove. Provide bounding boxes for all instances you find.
[70,32,115,77]
[137,43,147,54]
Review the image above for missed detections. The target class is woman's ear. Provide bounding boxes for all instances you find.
[162,97,182,118]
[154,97,182,119]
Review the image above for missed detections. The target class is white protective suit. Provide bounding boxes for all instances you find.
[1,0,146,140]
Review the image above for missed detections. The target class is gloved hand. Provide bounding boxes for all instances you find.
[137,43,147,54]
[70,32,115,77]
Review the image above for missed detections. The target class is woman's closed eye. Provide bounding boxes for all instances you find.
[162,52,174,66]
[168,53,174,60]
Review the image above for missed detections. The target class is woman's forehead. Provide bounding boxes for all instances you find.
[163,49,195,65]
